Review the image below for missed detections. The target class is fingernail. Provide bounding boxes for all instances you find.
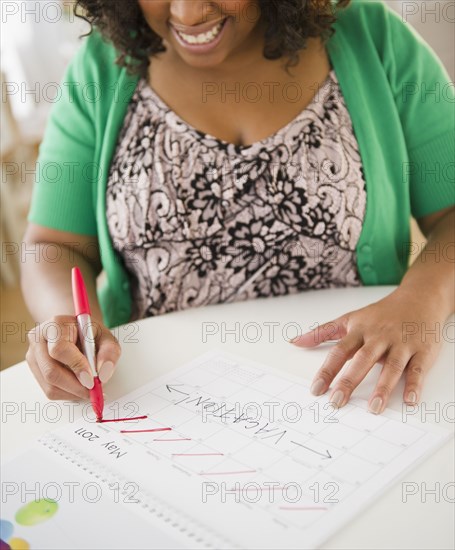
[79,371,94,389]
[369,396,383,415]
[311,379,326,396]
[330,390,344,408]
[98,361,115,383]
[406,391,417,404]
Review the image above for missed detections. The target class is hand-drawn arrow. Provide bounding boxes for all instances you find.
[166,384,189,396]
[291,440,332,459]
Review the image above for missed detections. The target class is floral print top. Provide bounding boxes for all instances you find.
[106,68,367,320]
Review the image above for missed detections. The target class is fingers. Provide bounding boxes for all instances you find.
[95,324,122,383]
[367,351,410,414]
[403,353,430,406]
[25,315,100,401]
[44,317,94,389]
[26,343,89,401]
[291,316,348,348]
[289,294,440,413]
[328,341,388,408]
[309,332,363,396]
[25,314,121,402]
[311,343,427,414]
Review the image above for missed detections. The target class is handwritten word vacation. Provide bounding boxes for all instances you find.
[166,385,336,458]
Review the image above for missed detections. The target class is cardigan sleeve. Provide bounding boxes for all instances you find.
[27,34,99,235]
[384,6,455,219]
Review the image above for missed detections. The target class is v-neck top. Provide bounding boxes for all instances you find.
[105,68,366,319]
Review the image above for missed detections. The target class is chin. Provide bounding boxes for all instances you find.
[177,51,229,70]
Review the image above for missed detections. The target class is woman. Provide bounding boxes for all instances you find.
[22,0,454,414]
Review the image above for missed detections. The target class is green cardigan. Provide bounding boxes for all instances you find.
[28,0,454,328]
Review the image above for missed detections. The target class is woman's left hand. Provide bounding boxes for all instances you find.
[290,288,446,414]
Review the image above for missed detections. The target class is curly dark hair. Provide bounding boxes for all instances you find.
[74,0,351,76]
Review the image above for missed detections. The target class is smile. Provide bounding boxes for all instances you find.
[174,18,227,46]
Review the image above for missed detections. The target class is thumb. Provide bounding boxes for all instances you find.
[94,322,122,383]
[290,316,348,348]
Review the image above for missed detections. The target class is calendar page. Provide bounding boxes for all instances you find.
[1,351,450,549]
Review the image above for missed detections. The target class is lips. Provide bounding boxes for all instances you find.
[170,16,227,35]
[176,19,225,45]
[169,17,229,52]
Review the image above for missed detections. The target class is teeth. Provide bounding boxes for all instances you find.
[177,21,224,45]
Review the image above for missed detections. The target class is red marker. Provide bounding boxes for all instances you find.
[72,267,104,421]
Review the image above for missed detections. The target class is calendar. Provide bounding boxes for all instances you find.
[1,351,450,549]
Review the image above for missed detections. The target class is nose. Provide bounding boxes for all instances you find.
[169,0,218,26]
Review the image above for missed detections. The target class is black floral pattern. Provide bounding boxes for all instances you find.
[106,69,366,319]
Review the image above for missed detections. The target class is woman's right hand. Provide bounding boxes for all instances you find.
[26,315,121,400]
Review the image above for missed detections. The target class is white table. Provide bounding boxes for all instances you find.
[1,287,454,549]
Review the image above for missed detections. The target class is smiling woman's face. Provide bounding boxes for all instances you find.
[137,0,263,69]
